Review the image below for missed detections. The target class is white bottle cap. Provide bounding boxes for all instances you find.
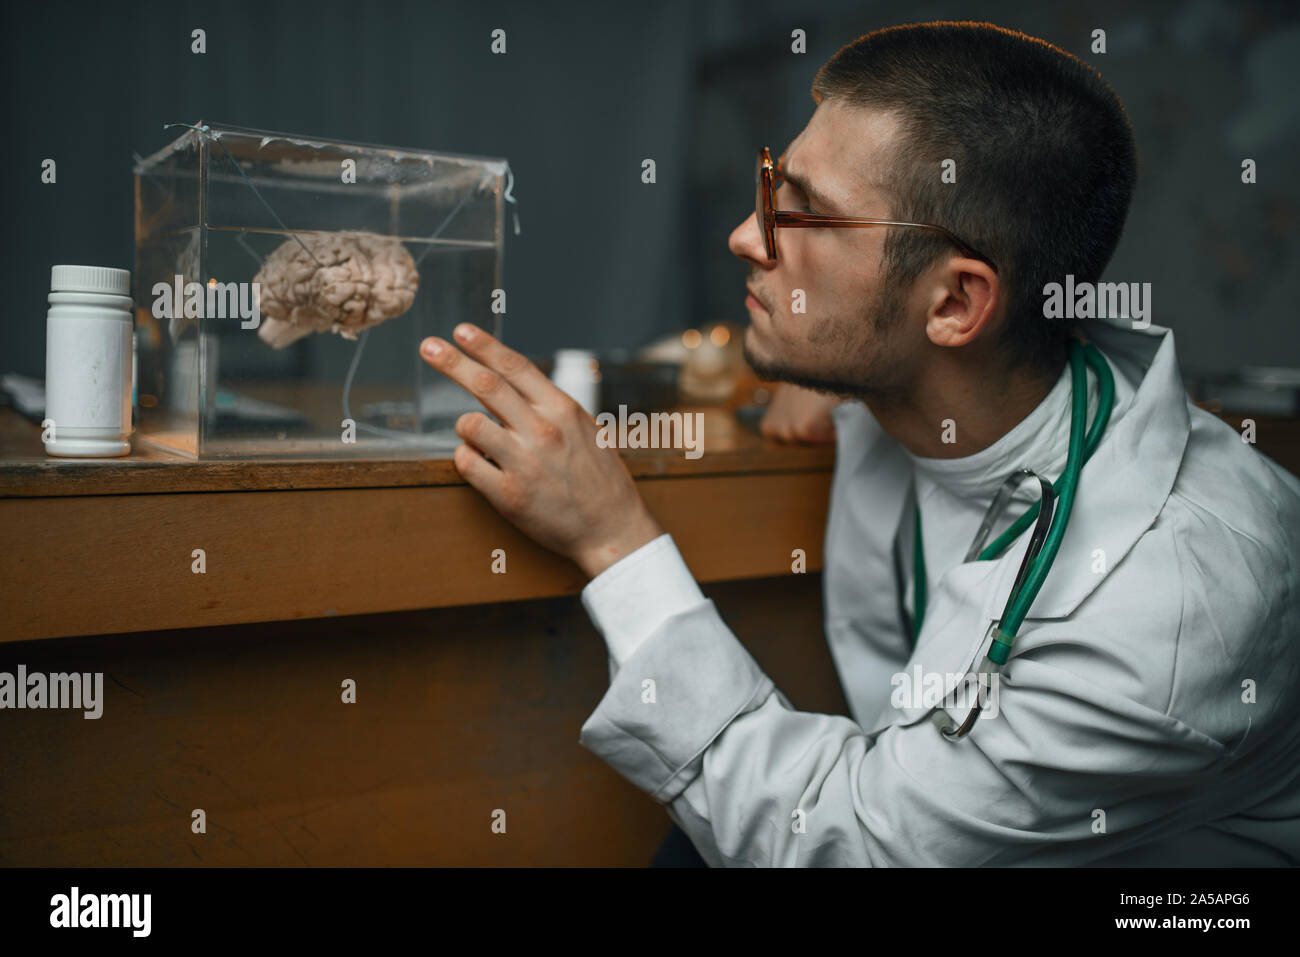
[50,264,131,296]
[554,348,596,368]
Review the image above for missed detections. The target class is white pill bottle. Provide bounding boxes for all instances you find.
[44,265,134,457]
[550,348,600,416]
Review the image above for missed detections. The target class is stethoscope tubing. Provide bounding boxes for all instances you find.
[928,335,1117,740]
[997,339,1116,645]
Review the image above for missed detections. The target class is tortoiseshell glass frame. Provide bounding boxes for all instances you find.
[756,146,998,271]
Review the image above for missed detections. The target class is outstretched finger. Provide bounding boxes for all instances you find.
[419,336,538,431]
[451,323,564,409]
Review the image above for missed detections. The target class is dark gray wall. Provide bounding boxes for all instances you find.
[3,0,1297,380]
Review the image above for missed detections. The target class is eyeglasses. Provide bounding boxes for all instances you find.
[755,146,998,272]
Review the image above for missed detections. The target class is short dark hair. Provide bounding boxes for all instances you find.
[812,21,1137,375]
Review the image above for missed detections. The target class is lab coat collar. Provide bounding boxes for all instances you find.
[866,319,1192,739]
[979,318,1191,622]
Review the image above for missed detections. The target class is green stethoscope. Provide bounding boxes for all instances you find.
[913,335,1116,740]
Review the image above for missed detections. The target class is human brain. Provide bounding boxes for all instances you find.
[254,231,419,348]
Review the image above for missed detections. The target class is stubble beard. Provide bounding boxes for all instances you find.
[742,279,911,404]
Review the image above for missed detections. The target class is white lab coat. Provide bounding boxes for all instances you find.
[578,318,1300,866]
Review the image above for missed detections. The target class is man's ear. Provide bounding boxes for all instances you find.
[923,258,1000,349]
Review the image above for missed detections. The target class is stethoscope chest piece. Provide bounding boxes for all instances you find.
[929,639,1005,742]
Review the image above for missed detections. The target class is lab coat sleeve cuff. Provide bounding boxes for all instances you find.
[580,533,706,668]
[579,600,775,803]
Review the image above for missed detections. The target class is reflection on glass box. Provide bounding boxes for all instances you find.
[133,123,507,459]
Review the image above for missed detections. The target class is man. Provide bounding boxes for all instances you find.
[419,21,1300,865]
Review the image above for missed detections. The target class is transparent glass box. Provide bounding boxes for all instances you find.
[133,122,507,459]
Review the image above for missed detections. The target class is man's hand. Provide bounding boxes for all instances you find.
[420,324,663,579]
[759,383,843,444]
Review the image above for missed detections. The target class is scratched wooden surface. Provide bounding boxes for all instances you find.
[0,469,831,642]
[0,573,845,866]
[0,407,835,497]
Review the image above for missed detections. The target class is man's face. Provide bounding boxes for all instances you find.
[729,99,921,401]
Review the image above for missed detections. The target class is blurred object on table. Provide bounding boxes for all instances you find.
[638,322,744,405]
[1191,366,1300,416]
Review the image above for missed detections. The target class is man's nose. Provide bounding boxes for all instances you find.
[729,212,772,267]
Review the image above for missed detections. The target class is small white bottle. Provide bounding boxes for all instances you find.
[43,265,134,457]
[550,348,600,416]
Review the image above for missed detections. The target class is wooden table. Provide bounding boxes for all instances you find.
[6,398,1294,866]
[0,407,845,866]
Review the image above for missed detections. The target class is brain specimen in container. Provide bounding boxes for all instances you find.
[254,231,420,348]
